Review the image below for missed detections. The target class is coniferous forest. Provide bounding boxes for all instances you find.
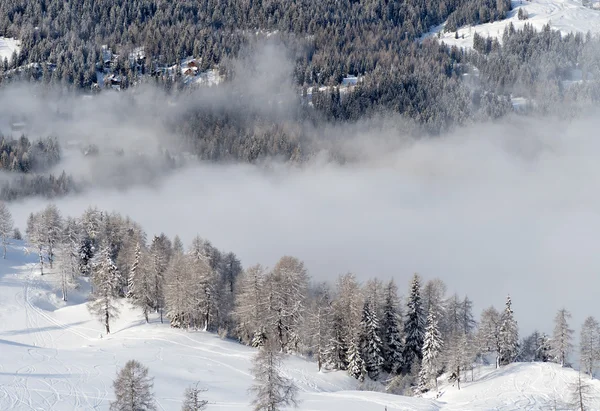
[16,203,592,397]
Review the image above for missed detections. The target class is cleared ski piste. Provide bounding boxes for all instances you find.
[425,0,600,49]
[0,242,599,410]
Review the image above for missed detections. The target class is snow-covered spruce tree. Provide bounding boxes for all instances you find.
[234,264,268,346]
[477,306,501,367]
[249,341,299,411]
[498,296,518,367]
[418,310,443,393]
[359,300,384,380]
[381,279,403,375]
[550,308,574,367]
[328,311,348,370]
[347,336,367,382]
[110,360,156,411]
[460,296,477,336]
[181,383,208,411]
[0,201,13,259]
[536,332,551,362]
[402,273,425,374]
[173,235,184,255]
[88,246,120,334]
[580,316,600,377]
[216,251,243,334]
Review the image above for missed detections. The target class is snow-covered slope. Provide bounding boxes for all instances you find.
[0,37,20,62]
[426,0,600,49]
[0,243,599,410]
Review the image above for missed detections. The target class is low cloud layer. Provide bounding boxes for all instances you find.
[10,113,600,336]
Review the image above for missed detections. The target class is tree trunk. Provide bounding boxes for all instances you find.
[105,309,110,334]
[3,239,6,259]
[39,247,44,275]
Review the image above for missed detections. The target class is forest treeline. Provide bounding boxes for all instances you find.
[15,203,599,396]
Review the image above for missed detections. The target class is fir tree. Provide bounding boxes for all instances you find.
[402,273,425,374]
[498,295,518,366]
[381,280,403,375]
[359,300,384,380]
[418,310,443,393]
[347,337,367,382]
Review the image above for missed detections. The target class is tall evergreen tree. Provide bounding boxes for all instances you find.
[498,295,518,366]
[418,310,443,392]
[359,300,384,380]
[381,280,403,375]
[0,201,13,259]
[347,337,366,382]
[402,273,425,374]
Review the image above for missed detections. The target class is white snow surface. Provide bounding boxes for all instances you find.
[1,242,599,410]
[426,0,600,49]
[0,37,20,62]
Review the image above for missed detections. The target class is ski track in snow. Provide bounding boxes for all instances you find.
[1,242,600,410]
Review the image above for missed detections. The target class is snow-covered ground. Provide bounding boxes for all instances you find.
[0,242,599,410]
[426,0,600,49]
[0,37,20,62]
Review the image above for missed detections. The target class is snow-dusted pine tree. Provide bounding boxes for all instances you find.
[418,310,443,392]
[550,308,574,367]
[359,300,384,380]
[0,201,13,259]
[181,383,208,411]
[381,280,403,375]
[402,273,425,374]
[498,296,518,367]
[249,341,299,411]
[110,360,156,411]
[88,246,120,334]
[580,316,600,377]
[347,337,367,382]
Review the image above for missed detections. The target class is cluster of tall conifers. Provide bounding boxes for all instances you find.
[21,203,597,396]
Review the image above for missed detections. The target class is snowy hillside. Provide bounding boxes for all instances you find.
[0,37,20,62]
[426,0,600,49]
[0,243,599,410]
